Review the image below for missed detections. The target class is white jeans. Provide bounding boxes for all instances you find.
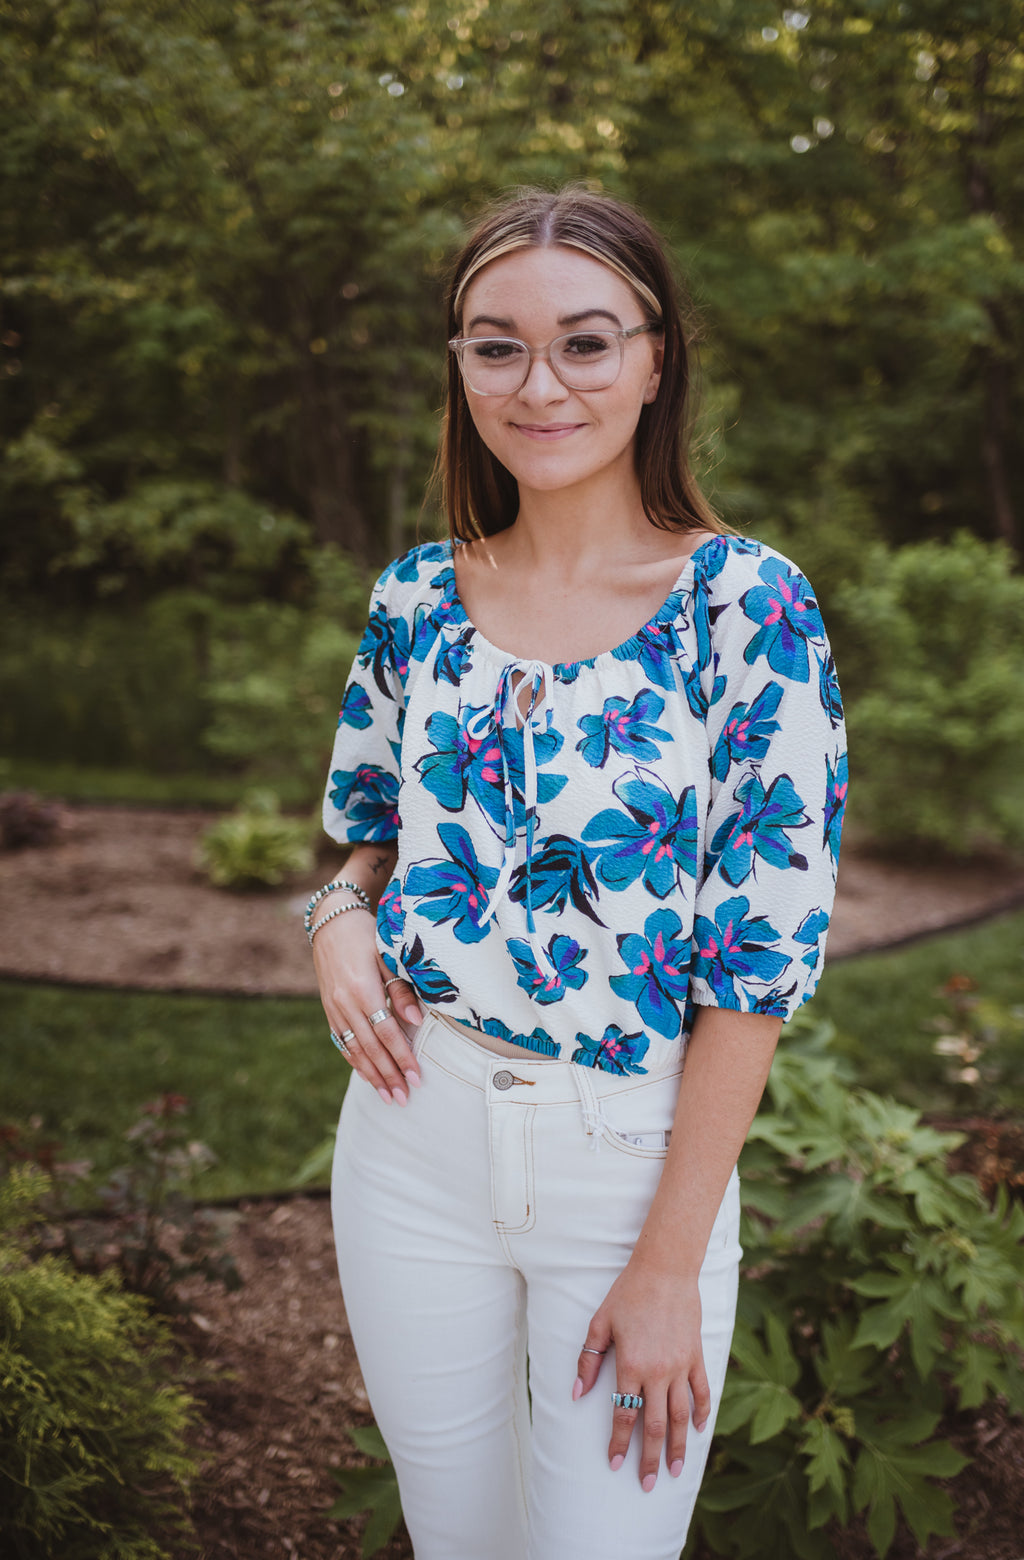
[331,1013,741,1560]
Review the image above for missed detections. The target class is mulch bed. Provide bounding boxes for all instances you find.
[177,1194,1024,1560]
[3,800,1024,1556]
[3,803,1024,996]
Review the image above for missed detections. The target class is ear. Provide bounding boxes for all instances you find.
[642,336,664,404]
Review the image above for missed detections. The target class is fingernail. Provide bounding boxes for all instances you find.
[572,1377,583,1401]
[377,1087,392,1104]
[405,1070,422,1089]
[670,1459,683,1479]
[694,1417,708,1433]
[642,1473,657,1493]
[610,1454,625,1472]
[405,1004,423,1023]
[392,1088,408,1106]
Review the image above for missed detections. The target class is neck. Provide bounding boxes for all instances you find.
[508,469,655,577]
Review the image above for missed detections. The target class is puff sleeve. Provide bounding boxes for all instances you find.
[321,564,409,845]
[688,539,848,1018]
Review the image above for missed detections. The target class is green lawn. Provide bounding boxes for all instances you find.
[806,907,1024,1114]
[0,982,346,1200]
[2,908,1021,1207]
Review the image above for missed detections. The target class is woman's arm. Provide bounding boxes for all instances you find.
[575,1005,782,1488]
[312,842,424,1103]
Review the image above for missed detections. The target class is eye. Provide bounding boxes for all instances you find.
[561,333,614,358]
[467,338,525,363]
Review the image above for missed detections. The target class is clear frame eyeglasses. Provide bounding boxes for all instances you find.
[448,323,661,396]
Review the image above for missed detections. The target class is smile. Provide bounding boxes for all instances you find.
[511,423,587,440]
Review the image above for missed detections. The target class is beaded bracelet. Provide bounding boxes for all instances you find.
[304,878,370,934]
[307,900,374,946]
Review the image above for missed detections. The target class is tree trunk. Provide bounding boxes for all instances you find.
[965,49,1018,552]
[294,351,372,559]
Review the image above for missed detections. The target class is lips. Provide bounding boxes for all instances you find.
[512,422,586,439]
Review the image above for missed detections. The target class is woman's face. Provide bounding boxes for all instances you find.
[457,245,663,504]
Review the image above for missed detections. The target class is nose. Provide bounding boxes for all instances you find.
[516,349,568,403]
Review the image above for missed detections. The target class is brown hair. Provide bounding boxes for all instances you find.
[437,186,723,543]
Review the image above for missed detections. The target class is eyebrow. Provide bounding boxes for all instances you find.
[465,307,624,333]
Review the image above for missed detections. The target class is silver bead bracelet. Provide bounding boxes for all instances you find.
[307,900,374,946]
[304,878,370,934]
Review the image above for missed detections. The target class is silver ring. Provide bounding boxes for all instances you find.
[368,1008,389,1026]
[329,1029,353,1056]
[383,976,403,992]
[611,1392,644,1411]
[582,1348,606,1356]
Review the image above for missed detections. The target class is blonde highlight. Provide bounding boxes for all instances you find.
[437,186,725,545]
[453,236,662,324]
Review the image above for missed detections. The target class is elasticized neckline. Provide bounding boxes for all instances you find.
[441,534,719,677]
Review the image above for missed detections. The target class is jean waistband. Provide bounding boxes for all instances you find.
[417,1010,685,1112]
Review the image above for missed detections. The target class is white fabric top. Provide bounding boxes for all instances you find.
[323,534,847,1076]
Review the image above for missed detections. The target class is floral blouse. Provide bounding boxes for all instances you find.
[323,534,847,1076]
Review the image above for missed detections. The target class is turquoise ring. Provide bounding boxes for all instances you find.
[611,1392,644,1411]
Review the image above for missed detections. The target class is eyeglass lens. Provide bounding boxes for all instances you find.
[459,331,623,393]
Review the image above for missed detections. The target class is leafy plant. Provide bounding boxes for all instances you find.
[327,1422,404,1559]
[3,1095,241,1315]
[197,788,314,889]
[0,1165,199,1559]
[689,1018,1024,1559]
[834,534,1024,854]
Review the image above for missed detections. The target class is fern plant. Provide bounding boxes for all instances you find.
[690,1017,1024,1559]
[197,787,313,888]
[0,1167,199,1559]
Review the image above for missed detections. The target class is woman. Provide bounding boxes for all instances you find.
[311,188,846,1560]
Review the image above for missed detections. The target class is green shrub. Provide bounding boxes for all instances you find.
[690,1018,1024,1560]
[0,546,366,791]
[0,1166,199,1559]
[0,594,211,771]
[202,548,364,790]
[197,788,314,888]
[832,533,1024,853]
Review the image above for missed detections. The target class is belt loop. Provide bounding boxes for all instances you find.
[572,1065,605,1152]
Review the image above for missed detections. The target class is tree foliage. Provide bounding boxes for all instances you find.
[2,0,1023,843]
[2,0,1021,586]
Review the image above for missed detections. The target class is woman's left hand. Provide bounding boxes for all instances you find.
[574,1260,708,1490]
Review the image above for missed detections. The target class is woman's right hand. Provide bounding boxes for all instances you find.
[312,906,423,1104]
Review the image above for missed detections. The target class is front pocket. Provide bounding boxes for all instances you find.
[599,1123,672,1159]
[594,1069,681,1159]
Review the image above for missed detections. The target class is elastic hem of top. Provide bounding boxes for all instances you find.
[415,1011,685,1101]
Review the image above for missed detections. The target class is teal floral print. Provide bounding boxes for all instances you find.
[740,557,826,683]
[576,689,672,768]
[572,1025,650,1075]
[709,772,810,886]
[507,933,589,1005]
[324,536,847,1074]
[690,896,790,1009]
[610,909,691,1040]
[583,772,699,899]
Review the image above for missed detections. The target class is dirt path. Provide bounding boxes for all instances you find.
[3,804,1024,995]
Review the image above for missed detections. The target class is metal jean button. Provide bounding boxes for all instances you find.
[493,1070,515,1091]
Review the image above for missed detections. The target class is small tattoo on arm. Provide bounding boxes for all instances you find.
[370,854,389,878]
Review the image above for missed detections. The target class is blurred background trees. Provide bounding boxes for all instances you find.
[2,0,1022,848]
